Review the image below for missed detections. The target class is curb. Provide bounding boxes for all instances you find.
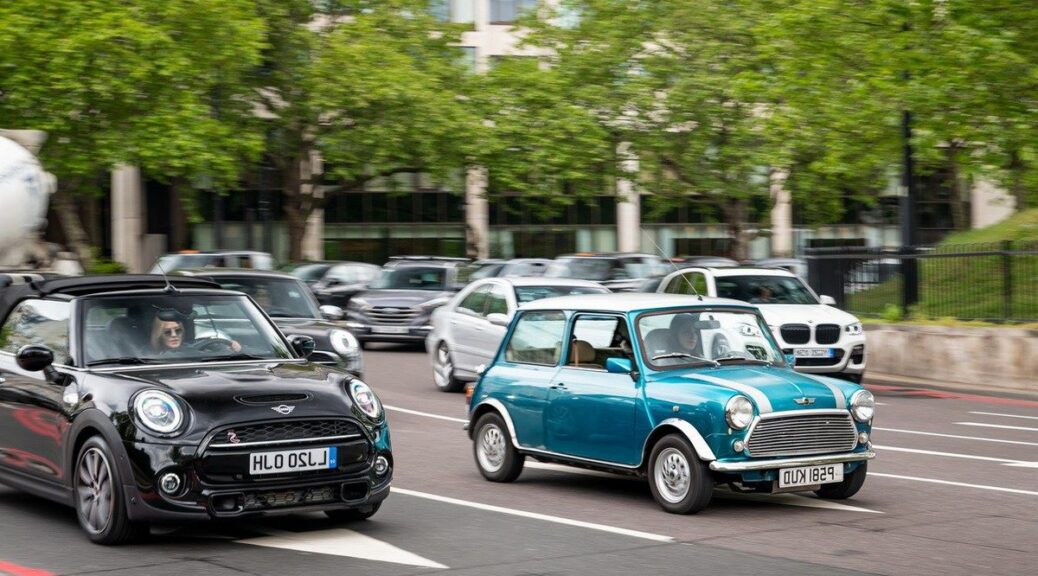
[864,371,1038,402]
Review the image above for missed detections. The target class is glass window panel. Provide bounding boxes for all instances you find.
[0,299,71,364]
[505,310,565,365]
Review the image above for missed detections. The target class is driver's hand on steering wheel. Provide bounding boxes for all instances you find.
[230,340,242,352]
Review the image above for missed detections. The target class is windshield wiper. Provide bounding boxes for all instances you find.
[714,356,773,366]
[86,357,156,367]
[650,352,720,367]
[198,353,269,362]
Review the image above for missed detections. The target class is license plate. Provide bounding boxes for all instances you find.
[371,326,409,334]
[794,348,833,358]
[778,464,843,488]
[249,447,337,475]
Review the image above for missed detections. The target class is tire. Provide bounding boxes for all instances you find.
[325,502,381,522]
[814,462,867,500]
[432,342,464,392]
[473,412,524,482]
[647,434,713,514]
[74,436,148,545]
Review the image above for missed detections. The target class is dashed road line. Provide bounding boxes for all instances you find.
[969,411,1038,421]
[956,422,1038,433]
[871,473,1038,497]
[874,427,1038,447]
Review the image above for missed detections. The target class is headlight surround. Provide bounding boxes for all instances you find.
[845,322,864,337]
[348,297,369,309]
[725,395,754,430]
[347,379,382,420]
[330,329,360,356]
[420,296,451,310]
[133,390,185,435]
[850,389,875,422]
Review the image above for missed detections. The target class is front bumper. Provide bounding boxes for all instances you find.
[778,337,867,376]
[709,449,875,473]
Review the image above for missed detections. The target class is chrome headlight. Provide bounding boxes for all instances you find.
[845,323,864,337]
[725,395,754,430]
[133,390,185,435]
[330,329,360,356]
[347,379,382,420]
[850,389,875,422]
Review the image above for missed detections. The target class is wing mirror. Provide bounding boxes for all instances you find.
[288,335,315,358]
[486,313,511,327]
[605,357,633,374]
[320,305,345,321]
[16,345,59,381]
[819,295,837,306]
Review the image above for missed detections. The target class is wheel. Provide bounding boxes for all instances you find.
[74,436,148,545]
[814,462,867,499]
[325,502,381,522]
[433,343,464,392]
[473,412,524,482]
[647,434,713,514]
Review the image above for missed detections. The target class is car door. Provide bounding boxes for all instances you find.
[0,299,76,484]
[449,284,491,373]
[546,314,639,465]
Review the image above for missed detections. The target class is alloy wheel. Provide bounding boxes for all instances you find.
[77,447,114,534]
[477,423,506,473]
[653,447,691,503]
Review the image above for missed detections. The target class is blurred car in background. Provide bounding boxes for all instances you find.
[308,261,382,308]
[346,258,469,346]
[426,277,609,392]
[283,261,337,285]
[459,258,553,283]
[149,250,276,273]
[676,255,739,268]
[180,269,364,377]
[545,253,667,292]
[754,257,808,281]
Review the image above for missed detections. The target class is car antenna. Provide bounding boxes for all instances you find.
[643,231,701,300]
[155,261,179,294]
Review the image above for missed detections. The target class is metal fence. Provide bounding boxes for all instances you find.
[805,241,1038,323]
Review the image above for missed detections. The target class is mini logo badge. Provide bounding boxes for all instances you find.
[227,430,240,444]
[271,404,296,415]
[794,397,815,405]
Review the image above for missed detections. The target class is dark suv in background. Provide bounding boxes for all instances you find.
[545,253,667,292]
[345,257,469,346]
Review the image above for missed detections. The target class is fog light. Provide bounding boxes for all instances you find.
[374,455,390,476]
[159,472,182,495]
[858,432,869,445]
[733,440,746,453]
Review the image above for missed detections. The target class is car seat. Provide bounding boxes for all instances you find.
[568,339,600,368]
[643,329,673,358]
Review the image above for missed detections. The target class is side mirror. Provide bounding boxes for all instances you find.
[819,295,837,306]
[320,305,345,321]
[486,313,510,327]
[605,357,633,374]
[324,278,341,287]
[16,345,54,372]
[288,335,315,358]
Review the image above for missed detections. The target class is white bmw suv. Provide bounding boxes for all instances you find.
[656,266,866,382]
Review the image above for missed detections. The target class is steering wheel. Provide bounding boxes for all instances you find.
[185,337,237,353]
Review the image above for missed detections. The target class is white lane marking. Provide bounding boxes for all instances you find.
[715,491,883,514]
[1005,462,1038,469]
[956,421,1038,433]
[875,402,888,406]
[385,405,468,424]
[874,427,1038,447]
[240,528,448,569]
[875,445,1038,467]
[392,487,674,542]
[970,411,1038,421]
[871,473,1038,497]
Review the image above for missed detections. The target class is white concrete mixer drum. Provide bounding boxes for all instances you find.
[0,135,53,265]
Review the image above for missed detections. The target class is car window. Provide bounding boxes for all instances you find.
[715,275,818,304]
[215,277,319,318]
[665,272,707,295]
[637,309,786,369]
[504,311,566,365]
[0,299,72,365]
[369,266,447,290]
[486,285,510,315]
[567,315,623,369]
[458,285,490,317]
[513,285,609,304]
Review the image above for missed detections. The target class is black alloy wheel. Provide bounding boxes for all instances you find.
[74,436,148,544]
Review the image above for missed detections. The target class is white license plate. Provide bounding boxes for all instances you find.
[371,326,409,334]
[249,447,338,476]
[778,464,843,488]
[794,348,833,358]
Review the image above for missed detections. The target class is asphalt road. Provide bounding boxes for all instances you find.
[2,344,1036,576]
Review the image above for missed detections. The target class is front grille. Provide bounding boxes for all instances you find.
[211,419,362,447]
[795,350,845,367]
[368,306,420,325]
[746,412,858,457]
[815,324,841,345]
[236,393,311,405]
[780,324,810,344]
[242,483,341,511]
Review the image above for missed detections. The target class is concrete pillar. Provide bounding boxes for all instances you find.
[301,150,324,261]
[971,179,1016,229]
[616,143,641,253]
[769,170,793,257]
[112,165,145,273]
[465,167,489,259]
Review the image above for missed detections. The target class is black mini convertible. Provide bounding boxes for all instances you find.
[0,274,392,544]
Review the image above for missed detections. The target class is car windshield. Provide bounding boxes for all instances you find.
[514,285,610,304]
[545,258,614,281]
[213,277,319,318]
[637,308,786,369]
[715,275,819,304]
[288,263,333,282]
[369,266,447,290]
[81,294,293,366]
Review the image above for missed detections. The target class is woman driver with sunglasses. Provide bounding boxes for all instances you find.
[149,316,242,354]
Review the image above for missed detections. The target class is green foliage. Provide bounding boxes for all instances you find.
[881,303,903,323]
[87,258,128,275]
[937,209,1038,244]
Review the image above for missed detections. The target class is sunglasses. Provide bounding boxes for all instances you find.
[163,327,184,337]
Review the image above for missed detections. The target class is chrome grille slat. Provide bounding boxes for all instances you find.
[746,412,857,457]
[368,307,420,325]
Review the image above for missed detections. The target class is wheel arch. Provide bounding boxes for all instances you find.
[468,398,518,445]
[64,409,133,489]
[641,418,717,470]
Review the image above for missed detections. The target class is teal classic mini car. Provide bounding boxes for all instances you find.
[467,293,875,514]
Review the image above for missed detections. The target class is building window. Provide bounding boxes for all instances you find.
[490,0,538,25]
[432,0,475,24]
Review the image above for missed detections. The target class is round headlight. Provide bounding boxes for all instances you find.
[348,379,382,420]
[850,389,875,422]
[133,390,184,435]
[330,329,360,355]
[725,395,754,430]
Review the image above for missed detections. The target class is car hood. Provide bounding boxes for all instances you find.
[272,318,342,336]
[355,289,453,307]
[648,365,858,413]
[756,304,859,327]
[314,282,368,294]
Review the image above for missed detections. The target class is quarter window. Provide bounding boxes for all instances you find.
[504,311,565,365]
[485,285,509,316]
[458,285,490,317]
[0,299,72,365]
[666,272,707,296]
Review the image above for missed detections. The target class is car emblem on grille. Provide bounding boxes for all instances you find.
[271,404,296,415]
[227,430,240,444]
[794,397,815,405]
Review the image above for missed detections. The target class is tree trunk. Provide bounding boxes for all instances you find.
[282,154,311,263]
[52,181,94,269]
[169,177,189,251]
[946,147,968,231]
[723,199,751,262]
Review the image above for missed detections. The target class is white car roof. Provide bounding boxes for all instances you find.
[666,266,797,279]
[520,292,754,313]
[475,277,607,288]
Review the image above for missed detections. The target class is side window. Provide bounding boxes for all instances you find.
[486,285,509,316]
[0,299,72,365]
[458,285,490,317]
[667,272,707,295]
[567,315,621,369]
[504,311,566,365]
